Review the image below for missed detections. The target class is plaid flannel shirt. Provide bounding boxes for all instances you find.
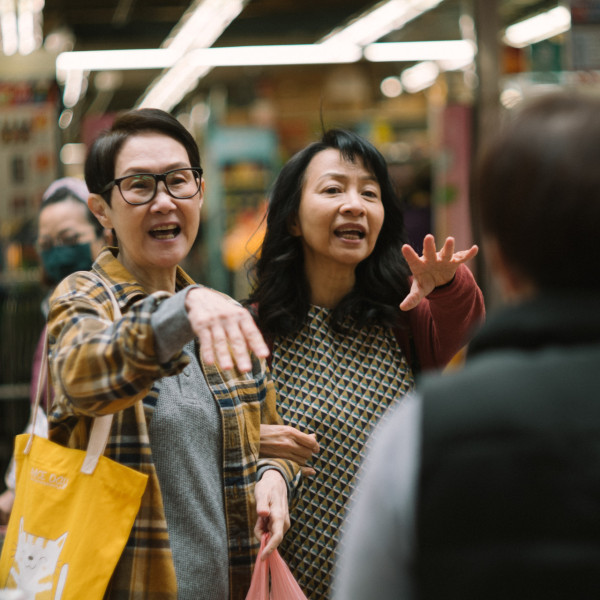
[47,248,300,600]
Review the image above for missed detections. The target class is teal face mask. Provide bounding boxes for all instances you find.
[41,242,93,284]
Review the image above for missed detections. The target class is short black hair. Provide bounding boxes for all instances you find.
[475,92,600,291]
[84,108,201,205]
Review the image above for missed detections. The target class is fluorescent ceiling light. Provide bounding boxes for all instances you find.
[56,0,450,111]
[504,6,571,48]
[57,40,473,74]
[189,44,362,67]
[321,0,444,47]
[165,0,247,57]
[401,60,439,92]
[365,40,476,62]
[138,58,212,111]
[137,44,362,111]
[139,0,248,112]
[1,0,18,55]
[56,49,178,73]
[62,69,86,108]
[437,54,474,71]
[1,0,43,56]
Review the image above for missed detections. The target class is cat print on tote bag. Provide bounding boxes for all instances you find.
[6,518,69,600]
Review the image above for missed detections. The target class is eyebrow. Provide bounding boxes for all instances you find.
[118,162,191,177]
[318,171,379,183]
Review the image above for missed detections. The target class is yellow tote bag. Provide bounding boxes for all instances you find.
[0,275,148,599]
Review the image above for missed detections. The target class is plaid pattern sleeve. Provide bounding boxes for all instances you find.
[47,258,189,422]
[46,249,192,599]
[256,366,302,505]
[47,248,301,600]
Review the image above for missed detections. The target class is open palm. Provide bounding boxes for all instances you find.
[400,234,478,311]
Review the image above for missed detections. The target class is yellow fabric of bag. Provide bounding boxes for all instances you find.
[0,273,148,600]
[0,432,147,600]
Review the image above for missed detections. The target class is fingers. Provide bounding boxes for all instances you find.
[401,237,477,305]
[399,279,428,312]
[301,465,317,477]
[197,326,218,366]
[399,291,420,312]
[259,424,320,465]
[254,471,290,559]
[262,525,284,558]
[410,236,476,266]
[239,315,270,359]
[256,509,288,559]
[454,244,479,263]
[401,244,423,277]
[200,322,236,371]
[422,234,438,261]
[254,516,270,558]
[186,288,269,373]
[290,429,320,453]
[401,243,419,262]
[439,236,455,261]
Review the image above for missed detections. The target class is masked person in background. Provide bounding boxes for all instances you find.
[0,177,111,525]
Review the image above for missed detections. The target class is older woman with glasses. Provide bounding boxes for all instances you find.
[47,108,300,600]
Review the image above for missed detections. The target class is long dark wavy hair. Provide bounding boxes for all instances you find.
[245,128,412,338]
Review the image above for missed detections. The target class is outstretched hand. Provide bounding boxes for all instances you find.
[185,287,269,372]
[400,234,478,311]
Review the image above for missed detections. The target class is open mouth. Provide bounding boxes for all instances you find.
[150,224,181,240]
[334,228,365,240]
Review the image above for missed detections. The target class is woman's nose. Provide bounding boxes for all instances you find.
[340,191,366,215]
[150,182,177,212]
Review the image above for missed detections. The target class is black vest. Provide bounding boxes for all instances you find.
[415,295,600,600]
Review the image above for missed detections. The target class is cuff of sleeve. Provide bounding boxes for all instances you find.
[257,462,301,506]
[433,273,456,292]
[429,264,471,297]
[151,285,200,363]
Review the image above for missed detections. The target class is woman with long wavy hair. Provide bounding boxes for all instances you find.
[248,128,485,599]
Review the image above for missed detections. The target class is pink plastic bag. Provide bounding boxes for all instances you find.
[246,534,309,600]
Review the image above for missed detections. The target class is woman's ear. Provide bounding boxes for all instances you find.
[198,179,205,212]
[88,194,113,229]
[288,214,301,237]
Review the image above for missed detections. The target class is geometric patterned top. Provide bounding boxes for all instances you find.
[271,305,414,600]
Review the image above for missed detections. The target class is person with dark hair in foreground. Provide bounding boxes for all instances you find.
[334,92,600,600]
[247,128,484,599]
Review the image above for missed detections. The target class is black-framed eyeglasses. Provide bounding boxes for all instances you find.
[100,167,203,205]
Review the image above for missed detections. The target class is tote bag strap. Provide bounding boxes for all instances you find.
[26,273,123,476]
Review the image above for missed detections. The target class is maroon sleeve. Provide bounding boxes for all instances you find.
[407,264,485,371]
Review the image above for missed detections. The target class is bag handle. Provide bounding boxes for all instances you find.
[26,273,123,476]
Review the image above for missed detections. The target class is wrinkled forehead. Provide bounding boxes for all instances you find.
[114,131,191,173]
[304,148,377,183]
